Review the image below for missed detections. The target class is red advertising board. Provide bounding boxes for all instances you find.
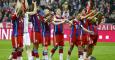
[0,22,115,42]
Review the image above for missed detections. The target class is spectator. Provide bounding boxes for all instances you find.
[62,1,70,19]
[68,0,80,16]
[0,10,2,22]
[50,1,59,11]
[0,0,114,23]
[105,2,111,17]
[0,0,4,8]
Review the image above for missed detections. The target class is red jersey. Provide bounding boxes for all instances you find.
[54,16,64,34]
[17,17,24,36]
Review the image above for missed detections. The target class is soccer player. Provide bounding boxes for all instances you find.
[16,12,24,60]
[66,14,83,60]
[81,1,99,60]
[78,1,102,59]
[23,13,33,60]
[9,11,18,60]
[86,9,104,60]
[27,0,42,60]
[74,8,96,60]
[81,11,103,60]
[8,0,24,60]
[22,0,34,59]
[41,9,53,60]
[49,9,66,60]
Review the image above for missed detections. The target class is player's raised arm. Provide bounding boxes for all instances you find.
[87,12,99,20]
[43,9,52,22]
[25,0,29,9]
[26,1,37,15]
[52,20,65,25]
[80,10,96,20]
[15,0,22,16]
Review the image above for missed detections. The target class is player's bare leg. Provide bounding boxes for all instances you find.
[87,37,98,60]
[59,46,64,60]
[32,43,40,60]
[25,45,33,60]
[81,45,89,60]
[23,33,33,60]
[43,46,49,60]
[49,45,58,60]
[8,37,17,60]
[78,46,84,60]
[8,36,18,60]
[23,12,33,60]
[42,32,50,60]
[8,54,12,60]
[87,44,96,60]
[9,38,18,60]
[17,36,23,60]
[66,44,74,60]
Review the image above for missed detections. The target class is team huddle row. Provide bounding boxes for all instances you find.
[8,0,104,60]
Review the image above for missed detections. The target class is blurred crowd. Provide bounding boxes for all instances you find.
[0,0,115,23]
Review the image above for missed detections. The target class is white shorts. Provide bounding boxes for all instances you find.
[23,32,31,46]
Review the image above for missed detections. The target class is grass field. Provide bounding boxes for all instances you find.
[0,40,115,60]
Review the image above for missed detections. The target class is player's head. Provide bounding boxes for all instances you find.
[86,0,94,9]
[63,1,68,10]
[86,0,94,13]
[56,8,61,16]
[26,0,34,11]
[44,9,50,15]
[96,12,104,24]
[81,8,87,15]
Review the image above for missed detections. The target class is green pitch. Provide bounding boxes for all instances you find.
[0,40,115,60]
